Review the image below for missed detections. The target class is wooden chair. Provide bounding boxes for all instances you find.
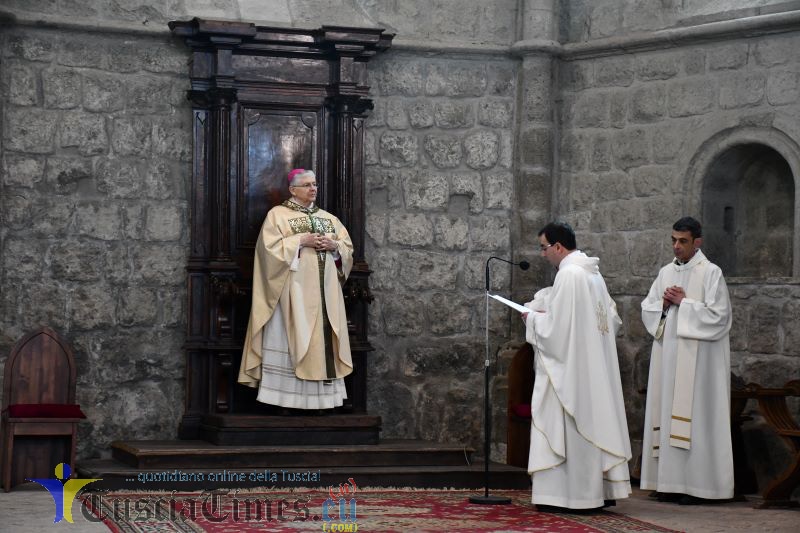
[1,327,85,491]
[506,344,535,468]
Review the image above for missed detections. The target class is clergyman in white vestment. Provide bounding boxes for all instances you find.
[522,222,632,510]
[640,216,733,503]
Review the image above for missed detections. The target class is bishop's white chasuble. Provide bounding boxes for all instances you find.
[238,200,354,409]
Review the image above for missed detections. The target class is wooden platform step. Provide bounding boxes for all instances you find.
[111,439,474,469]
[77,459,530,491]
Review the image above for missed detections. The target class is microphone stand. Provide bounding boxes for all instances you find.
[469,256,529,505]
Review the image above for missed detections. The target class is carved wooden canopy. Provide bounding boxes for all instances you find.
[169,18,392,440]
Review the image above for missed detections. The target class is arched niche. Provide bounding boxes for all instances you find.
[686,127,800,279]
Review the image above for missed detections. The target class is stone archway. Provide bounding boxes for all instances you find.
[686,127,800,278]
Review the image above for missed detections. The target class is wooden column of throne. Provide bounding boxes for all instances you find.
[169,19,393,446]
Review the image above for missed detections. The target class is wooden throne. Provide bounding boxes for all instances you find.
[169,19,392,445]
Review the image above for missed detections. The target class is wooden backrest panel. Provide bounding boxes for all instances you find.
[2,328,76,408]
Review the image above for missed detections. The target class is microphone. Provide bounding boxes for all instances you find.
[485,256,530,291]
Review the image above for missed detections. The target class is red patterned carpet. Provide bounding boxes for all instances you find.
[83,488,680,532]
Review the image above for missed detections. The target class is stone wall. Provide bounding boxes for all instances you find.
[556,29,800,466]
[0,25,191,457]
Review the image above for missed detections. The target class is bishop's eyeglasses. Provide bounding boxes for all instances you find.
[291,182,317,188]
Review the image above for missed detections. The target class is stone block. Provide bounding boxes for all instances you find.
[629,230,667,277]
[386,98,409,130]
[42,67,82,109]
[477,99,512,128]
[434,101,474,129]
[4,61,37,106]
[141,43,189,75]
[523,74,551,122]
[366,248,401,292]
[368,381,415,438]
[82,72,126,113]
[13,278,68,332]
[450,171,483,214]
[365,213,387,245]
[104,243,131,284]
[767,70,800,106]
[124,202,145,239]
[612,127,651,170]
[521,127,552,168]
[378,60,424,96]
[159,287,184,328]
[404,338,483,377]
[590,133,612,172]
[749,301,780,354]
[104,41,145,73]
[484,171,513,210]
[571,91,610,128]
[738,354,800,388]
[367,168,408,209]
[398,250,458,290]
[70,282,116,330]
[4,107,56,154]
[60,111,107,155]
[383,295,428,336]
[470,215,510,251]
[423,134,461,168]
[781,299,800,356]
[589,3,623,39]
[403,170,449,210]
[145,205,184,241]
[152,118,192,161]
[598,232,629,277]
[682,49,706,75]
[128,76,176,114]
[609,93,628,129]
[596,171,633,202]
[752,35,800,67]
[387,213,433,247]
[517,170,551,212]
[3,238,46,279]
[5,193,74,236]
[4,32,55,62]
[380,132,419,167]
[97,158,142,198]
[559,61,592,92]
[426,63,487,97]
[132,244,187,285]
[407,101,435,129]
[117,287,159,327]
[487,63,516,97]
[57,37,106,69]
[629,84,666,123]
[631,165,678,197]
[3,154,44,188]
[707,43,749,71]
[560,131,587,172]
[144,160,179,200]
[719,72,765,109]
[730,304,749,352]
[76,202,124,240]
[364,130,379,165]
[667,79,716,117]
[594,56,635,87]
[635,52,680,81]
[464,130,499,170]
[570,173,599,211]
[44,156,92,194]
[433,215,469,250]
[427,293,474,335]
[652,117,702,164]
[50,240,106,281]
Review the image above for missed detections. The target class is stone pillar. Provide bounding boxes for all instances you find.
[512,0,559,299]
